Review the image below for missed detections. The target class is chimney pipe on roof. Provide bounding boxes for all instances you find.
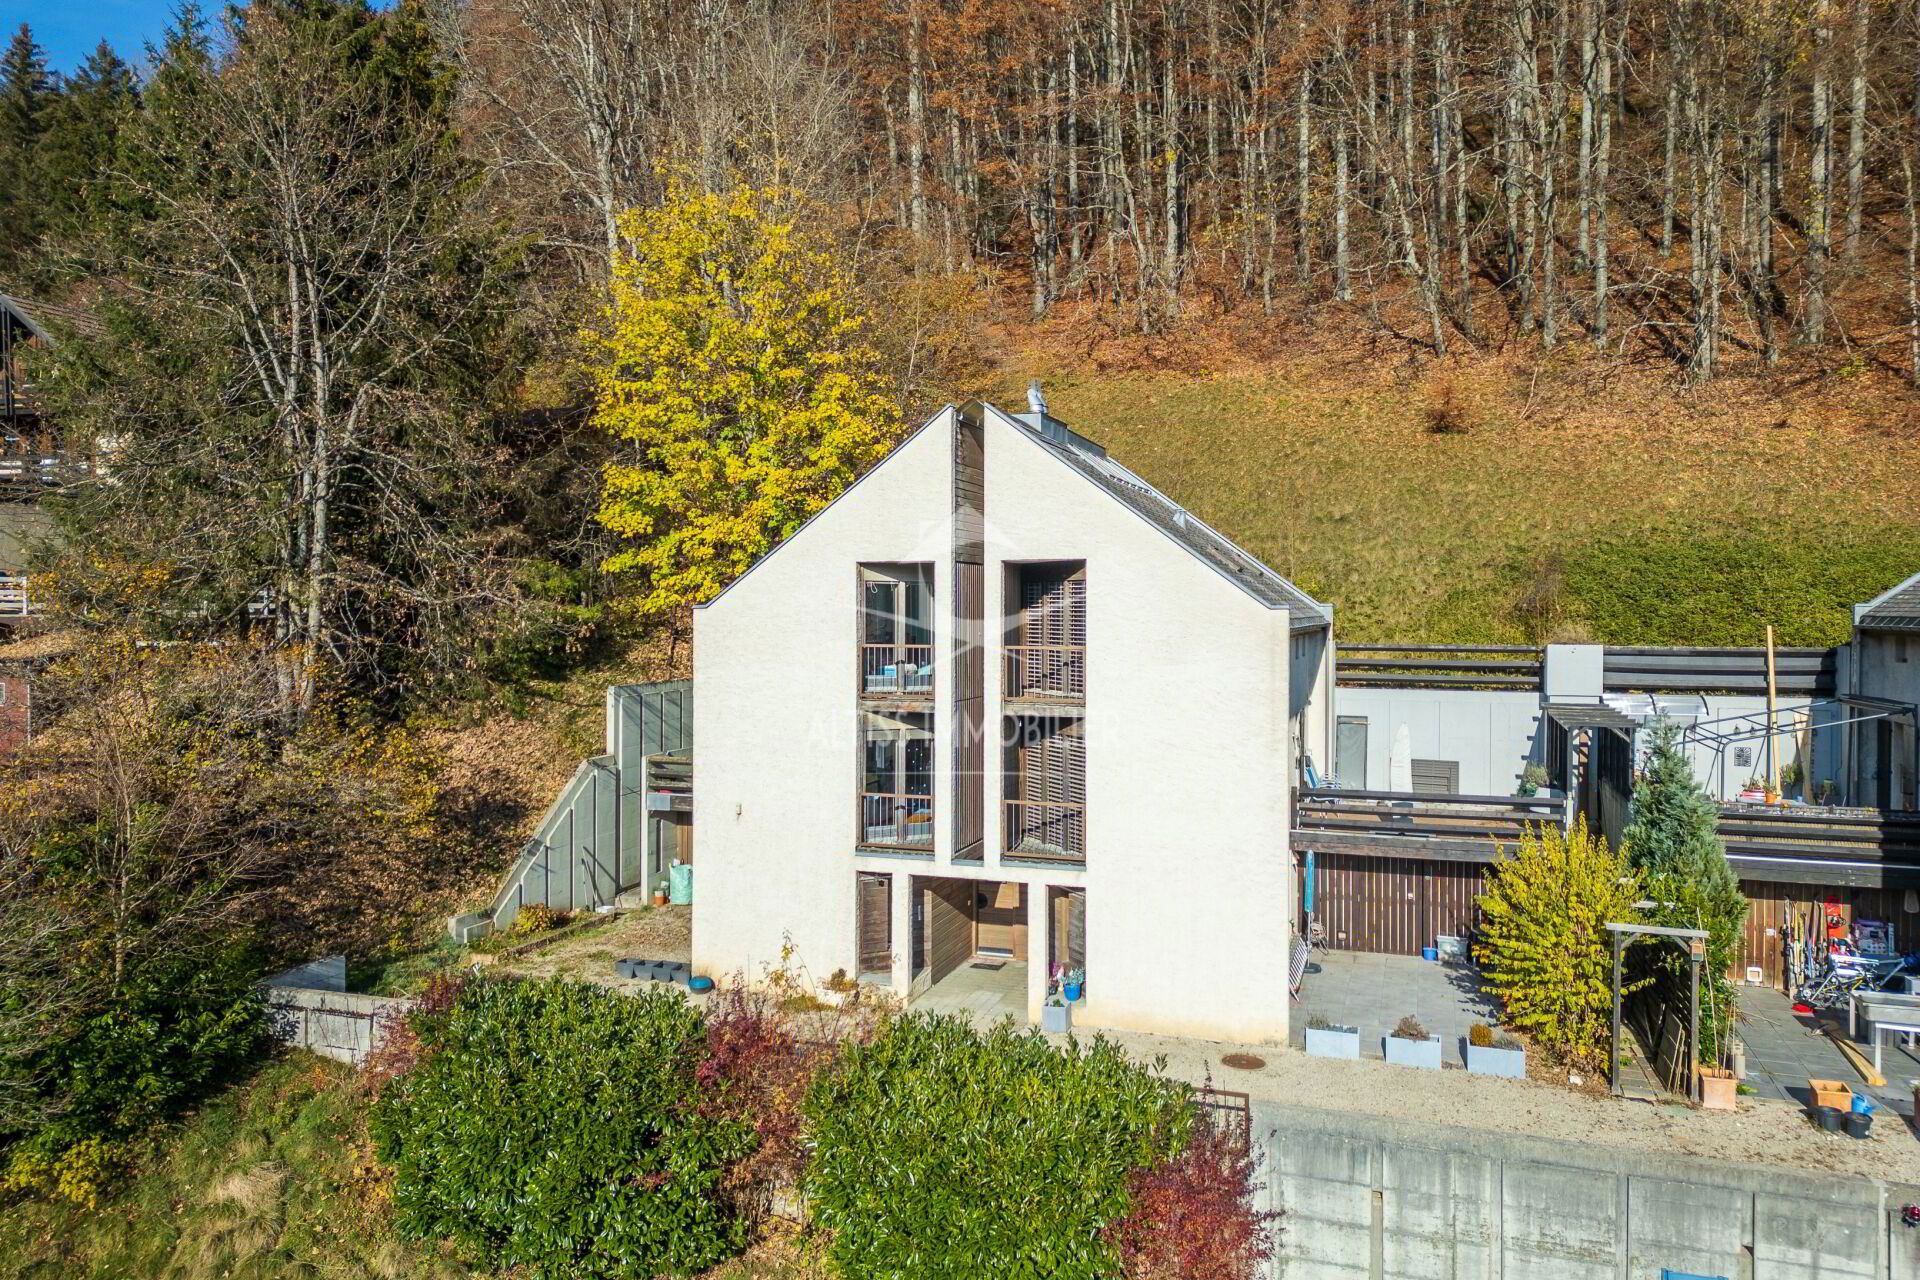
[1027,378,1047,417]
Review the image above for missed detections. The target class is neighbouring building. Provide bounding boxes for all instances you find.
[690,400,1333,1044]
[475,399,1920,1023]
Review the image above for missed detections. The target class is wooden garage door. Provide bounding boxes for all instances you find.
[1301,853,1488,956]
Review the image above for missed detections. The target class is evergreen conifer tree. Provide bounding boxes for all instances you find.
[0,24,53,273]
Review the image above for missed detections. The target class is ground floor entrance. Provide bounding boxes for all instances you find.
[854,871,1086,1021]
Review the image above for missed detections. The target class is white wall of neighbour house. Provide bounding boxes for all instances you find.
[980,409,1297,1045]
[1851,631,1920,808]
[1335,688,1545,795]
[692,411,958,988]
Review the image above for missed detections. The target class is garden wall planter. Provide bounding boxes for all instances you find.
[1041,1003,1072,1034]
[1305,1026,1361,1059]
[1466,1043,1527,1079]
[1697,1068,1737,1111]
[1384,1034,1444,1069]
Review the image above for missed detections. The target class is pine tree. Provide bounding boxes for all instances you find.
[1623,717,1747,1062]
[0,24,53,273]
[32,42,136,269]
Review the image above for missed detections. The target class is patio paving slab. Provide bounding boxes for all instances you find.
[1290,949,1498,1066]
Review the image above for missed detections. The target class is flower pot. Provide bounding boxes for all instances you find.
[1466,1042,1527,1079]
[1063,982,1083,1002]
[1041,1002,1072,1034]
[1698,1067,1738,1111]
[1305,1026,1361,1059]
[1844,1109,1874,1139]
[1384,1034,1443,1069]
[1809,1078,1854,1112]
[651,891,667,907]
[1811,1105,1845,1133]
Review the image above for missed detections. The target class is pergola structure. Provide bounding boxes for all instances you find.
[1607,919,1710,1103]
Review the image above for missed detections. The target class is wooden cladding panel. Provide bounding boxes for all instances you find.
[922,878,973,985]
[953,412,984,563]
[1300,853,1488,956]
[1019,573,1087,647]
[952,561,984,859]
[1735,881,1920,989]
[857,873,892,974]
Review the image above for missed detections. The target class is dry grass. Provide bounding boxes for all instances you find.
[990,319,1920,642]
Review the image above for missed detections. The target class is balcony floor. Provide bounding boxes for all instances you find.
[915,959,1029,1025]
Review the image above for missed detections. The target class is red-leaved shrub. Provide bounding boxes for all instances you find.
[363,972,468,1096]
[1104,1100,1278,1280]
[697,987,839,1221]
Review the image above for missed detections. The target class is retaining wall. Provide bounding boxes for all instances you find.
[261,956,408,1066]
[1255,1099,1920,1279]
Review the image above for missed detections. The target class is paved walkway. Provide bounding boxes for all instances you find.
[1737,985,1919,1121]
[913,959,1028,1023]
[1291,949,1498,1066]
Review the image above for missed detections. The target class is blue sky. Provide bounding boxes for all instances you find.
[13,0,181,75]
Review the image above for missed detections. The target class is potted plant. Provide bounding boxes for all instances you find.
[1698,1064,1738,1111]
[1465,1023,1527,1078]
[1304,1014,1361,1059]
[1062,967,1085,1002]
[1516,763,1549,798]
[1384,1015,1443,1069]
[1041,992,1072,1034]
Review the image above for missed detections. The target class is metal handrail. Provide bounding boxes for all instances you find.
[860,643,934,696]
[1005,645,1085,699]
[1004,798,1085,861]
[860,791,934,849]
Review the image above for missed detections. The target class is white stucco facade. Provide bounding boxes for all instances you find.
[691,403,1327,1045]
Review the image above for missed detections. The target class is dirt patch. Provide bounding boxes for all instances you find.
[1095,1027,1918,1184]
[489,906,692,987]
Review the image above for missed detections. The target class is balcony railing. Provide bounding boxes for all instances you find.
[1005,645,1085,700]
[1005,799,1085,862]
[861,792,934,849]
[861,644,934,697]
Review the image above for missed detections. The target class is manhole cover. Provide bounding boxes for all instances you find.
[1221,1053,1266,1071]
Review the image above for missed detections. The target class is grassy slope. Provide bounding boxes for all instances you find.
[1001,338,1920,645]
[0,1054,825,1280]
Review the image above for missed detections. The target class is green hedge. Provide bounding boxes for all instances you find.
[1559,532,1920,647]
[369,978,753,1280]
[802,1014,1190,1279]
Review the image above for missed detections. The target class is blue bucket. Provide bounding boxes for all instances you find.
[1064,982,1083,1002]
[1421,946,1440,962]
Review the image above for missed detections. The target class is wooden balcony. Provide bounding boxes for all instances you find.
[1005,645,1084,701]
[0,573,28,618]
[860,792,934,851]
[1004,799,1085,863]
[860,644,933,699]
[1292,788,1568,861]
[1715,803,1920,888]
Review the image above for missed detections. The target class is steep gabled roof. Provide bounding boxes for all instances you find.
[0,291,105,343]
[982,403,1331,629]
[1858,569,1920,632]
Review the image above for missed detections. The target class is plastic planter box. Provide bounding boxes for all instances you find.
[1041,1002,1072,1034]
[1466,1042,1527,1078]
[1385,1034,1443,1069]
[1305,1025,1361,1059]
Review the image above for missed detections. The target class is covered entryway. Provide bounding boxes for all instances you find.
[906,875,1039,1021]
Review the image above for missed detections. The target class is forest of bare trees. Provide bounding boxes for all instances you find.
[440,0,1920,384]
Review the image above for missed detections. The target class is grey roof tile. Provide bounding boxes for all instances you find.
[1860,571,1920,631]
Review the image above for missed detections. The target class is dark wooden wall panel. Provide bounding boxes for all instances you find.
[1300,853,1490,956]
[924,878,973,985]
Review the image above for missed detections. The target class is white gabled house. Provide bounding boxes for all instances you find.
[691,398,1332,1044]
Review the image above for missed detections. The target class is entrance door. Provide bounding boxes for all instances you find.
[974,881,1027,958]
[1336,717,1368,789]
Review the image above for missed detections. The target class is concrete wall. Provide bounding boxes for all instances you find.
[1255,1099,1918,1279]
[693,404,1303,1044]
[261,957,408,1066]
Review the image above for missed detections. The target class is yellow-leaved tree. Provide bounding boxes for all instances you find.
[1474,819,1642,1070]
[587,184,901,614]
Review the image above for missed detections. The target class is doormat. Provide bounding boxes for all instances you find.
[969,960,1007,971]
